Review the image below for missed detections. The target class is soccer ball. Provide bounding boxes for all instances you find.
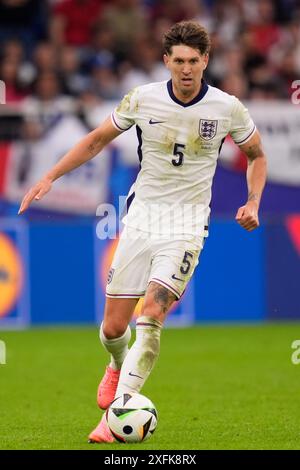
[106,392,157,443]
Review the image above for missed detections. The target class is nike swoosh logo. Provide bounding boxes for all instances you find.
[171,274,184,282]
[129,371,143,379]
[149,119,166,125]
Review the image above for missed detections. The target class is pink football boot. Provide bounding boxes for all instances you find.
[88,414,115,444]
[97,366,120,409]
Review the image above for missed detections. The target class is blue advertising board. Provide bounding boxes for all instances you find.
[265,215,300,320]
[0,216,297,326]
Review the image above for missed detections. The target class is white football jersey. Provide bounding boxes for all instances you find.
[111,80,256,241]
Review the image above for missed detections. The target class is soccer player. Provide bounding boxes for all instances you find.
[18,21,267,443]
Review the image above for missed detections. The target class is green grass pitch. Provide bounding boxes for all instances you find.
[0,323,300,450]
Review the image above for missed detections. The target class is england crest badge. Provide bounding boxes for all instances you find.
[199,119,218,140]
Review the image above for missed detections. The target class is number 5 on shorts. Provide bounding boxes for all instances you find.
[180,251,194,275]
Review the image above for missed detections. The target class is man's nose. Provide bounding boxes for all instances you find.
[182,64,191,75]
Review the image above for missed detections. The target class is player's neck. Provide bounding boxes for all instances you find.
[172,81,202,104]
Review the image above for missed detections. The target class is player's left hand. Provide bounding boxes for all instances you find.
[235,201,259,231]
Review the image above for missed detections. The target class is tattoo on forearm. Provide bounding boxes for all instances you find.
[88,143,96,155]
[149,283,176,314]
[248,192,259,202]
[246,143,263,162]
[88,137,102,157]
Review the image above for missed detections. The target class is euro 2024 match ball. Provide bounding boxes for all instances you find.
[106,392,158,443]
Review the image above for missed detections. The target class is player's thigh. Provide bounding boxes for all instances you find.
[106,227,151,298]
[149,238,203,300]
[102,297,139,339]
[141,281,177,324]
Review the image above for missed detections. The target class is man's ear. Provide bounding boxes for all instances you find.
[163,54,169,68]
[203,53,209,69]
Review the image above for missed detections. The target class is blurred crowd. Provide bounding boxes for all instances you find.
[0,0,300,108]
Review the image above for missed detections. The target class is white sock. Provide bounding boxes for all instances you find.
[100,323,131,370]
[116,316,162,396]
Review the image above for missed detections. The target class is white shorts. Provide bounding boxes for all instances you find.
[106,227,203,300]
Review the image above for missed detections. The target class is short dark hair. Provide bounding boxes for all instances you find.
[163,21,211,56]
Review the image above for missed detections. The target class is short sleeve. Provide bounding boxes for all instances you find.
[111,88,139,132]
[230,97,256,145]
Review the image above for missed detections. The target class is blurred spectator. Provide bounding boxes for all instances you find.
[269,19,300,96]
[88,23,117,61]
[33,42,58,74]
[245,0,281,56]
[83,22,118,74]
[52,0,104,47]
[48,14,66,49]
[208,44,245,87]
[0,0,48,54]
[210,0,243,45]
[151,17,173,45]
[23,72,73,131]
[277,49,299,96]
[181,0,214,31]
[0,58,28,102]
[1,38,35,87]
[119,37,169,93]
[245,55,283,98]
[88,53,122,100]
[59,46,89,96]
[220,72,249,99]
[15,118,44,185]
[101,0,148,57]
[151,0,187,24]
[1,37,23,62]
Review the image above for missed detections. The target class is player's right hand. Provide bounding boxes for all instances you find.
[18,178,52,214]
[235,201,259,231]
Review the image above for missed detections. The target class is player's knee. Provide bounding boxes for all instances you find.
[142,283,176,322]
[101,321,128,340]
[141,303,166,324]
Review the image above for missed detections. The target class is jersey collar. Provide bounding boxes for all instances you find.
[167,79,208,107]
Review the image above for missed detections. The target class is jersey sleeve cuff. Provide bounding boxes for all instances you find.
[233,125,256,145]
[111,112,133,132]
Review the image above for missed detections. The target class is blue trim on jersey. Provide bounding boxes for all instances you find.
[126,191,135,213]
[167,79,209,107]
[136,125,143,166]
[121,125,142,219]
[218,136,226,155]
